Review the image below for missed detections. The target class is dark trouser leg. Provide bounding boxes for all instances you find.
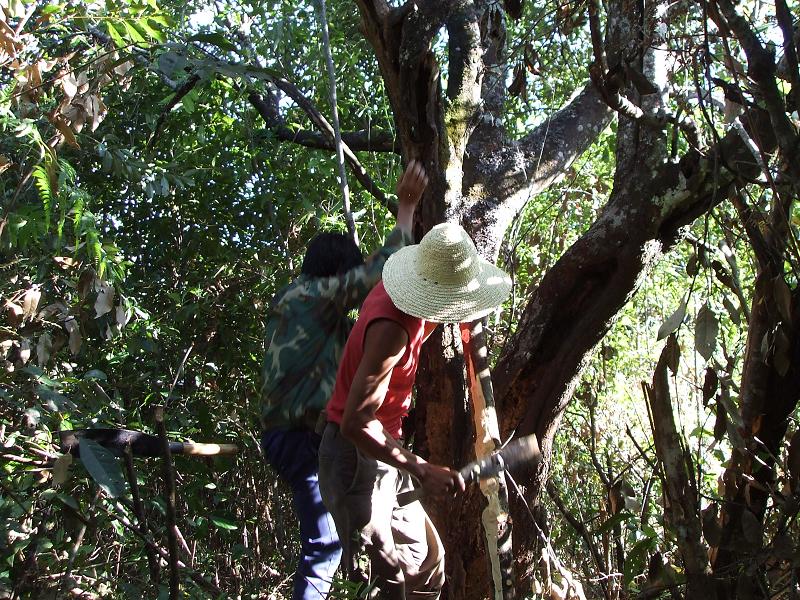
[263,428,342,600]
[318,424,444,599]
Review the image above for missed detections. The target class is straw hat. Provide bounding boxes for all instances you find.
[382,223,512,322]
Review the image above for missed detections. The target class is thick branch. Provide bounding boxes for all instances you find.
[493,105,776,494]
[462,81,614,259]
[247,91,397,152]
[441,2,483,214]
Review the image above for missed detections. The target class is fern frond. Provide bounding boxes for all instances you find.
[31,164,52,232]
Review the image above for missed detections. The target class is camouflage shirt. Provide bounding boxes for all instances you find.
[260,226,414,430]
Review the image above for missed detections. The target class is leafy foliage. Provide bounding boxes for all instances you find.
[2,0,799,598]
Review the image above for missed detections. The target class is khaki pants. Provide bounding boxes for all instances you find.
[318,423,445,599]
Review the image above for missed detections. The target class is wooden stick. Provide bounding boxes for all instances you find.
[98,502,223,596]
[155,406,180,600]
[123,444,160,587]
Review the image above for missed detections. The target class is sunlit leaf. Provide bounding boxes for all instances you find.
[657,300,686,340]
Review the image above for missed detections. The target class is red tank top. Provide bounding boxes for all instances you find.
[326,281,425,439]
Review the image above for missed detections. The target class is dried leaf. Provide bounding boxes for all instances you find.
[113,60,133,76]
[740,510,762,547]
[713,400,727,442]
[701,504,721,546]
[37,302,68,321]
[18,339,31,364]
[723,98,744,124]
[21,287,41,321]
[115,304,130,327]
[657,300,687,340]
[36,333,52,366]
[4,301,24,327]
[773,326,791,377]
[702,367,718,406]
[664,334,680,374]
[773,276,792,324]
[76,71,89,94]
[686,252,698,276]
[90,95,107,131]
[508,64,526,98]
[61,72,78,99]
[63,318,82,355]
[52,453,73,486]
[0,154,11,174]
[711,260,734,289]
[695,303,718,361]
[723,295,741,325]
[51,114,80,148]
[609,482,624,515]
[77,269,95,300]
[94,280,115,317]
[53,256,78,269]
[503,0,524,19]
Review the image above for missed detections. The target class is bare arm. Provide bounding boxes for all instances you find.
[340,319,464,497]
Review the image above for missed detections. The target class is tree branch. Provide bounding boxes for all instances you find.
[493,104,776,487]
[255,73,396,213]
[715,0,800,183]
[248,90,397,153]
[462,80,614,259]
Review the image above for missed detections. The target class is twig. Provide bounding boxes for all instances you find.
[314,0,358,244]
[123,445,160,586]
[147,74,201,148]
[58,489,101,599]
[97,502,223,596]
[546,482,611,600]
[155,406,180,600]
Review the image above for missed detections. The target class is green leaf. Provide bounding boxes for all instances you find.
[123,21,147,45]
[694,303,718,361]
[157,51,187,78]
[136,17,165,42]
[210,515,238,530]
[56,493,79,511]
[83,369,107,380]
[657,299,686,340]
[186,32,238,53]
[106,21,125,48]
[78,438,128,498]
[595,511,634,535]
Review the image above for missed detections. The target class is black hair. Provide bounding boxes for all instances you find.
[301,232,364,278]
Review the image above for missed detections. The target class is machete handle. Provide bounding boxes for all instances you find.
[396,462,483,506]
[177,443,239,456]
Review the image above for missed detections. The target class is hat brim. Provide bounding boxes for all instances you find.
[382,245,512,322]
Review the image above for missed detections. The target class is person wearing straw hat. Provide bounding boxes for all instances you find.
[318,222,512,599]
[259,161,428,600]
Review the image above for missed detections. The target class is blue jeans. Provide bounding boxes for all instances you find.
[262,428,342,600]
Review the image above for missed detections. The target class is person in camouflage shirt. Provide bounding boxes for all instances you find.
[260,161,428,600]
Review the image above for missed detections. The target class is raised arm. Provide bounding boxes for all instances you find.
[320,161,429,308]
